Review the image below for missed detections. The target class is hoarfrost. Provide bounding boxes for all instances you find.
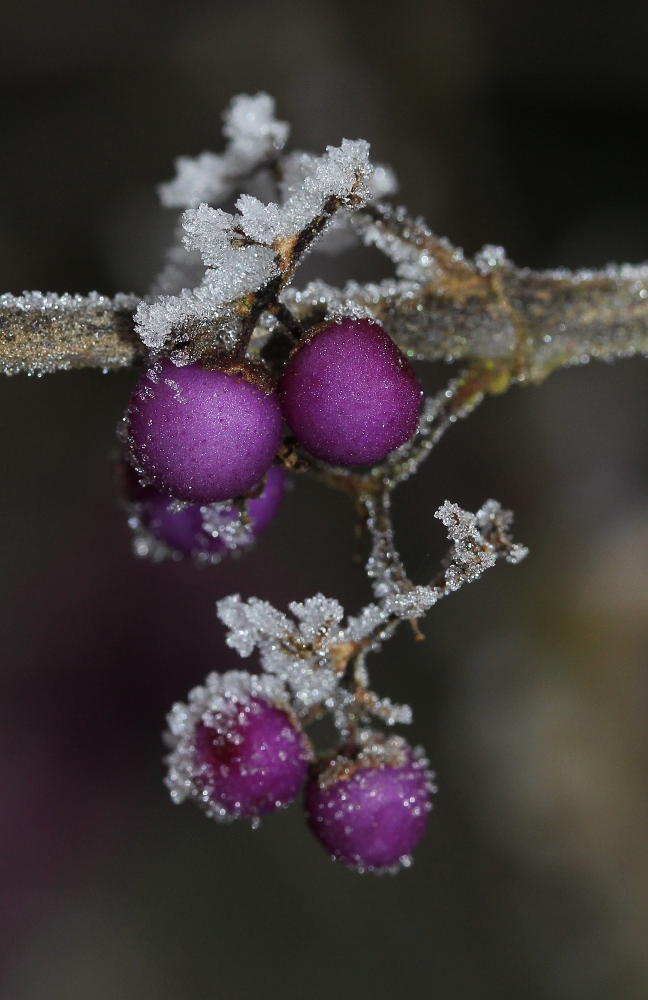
[136,135,374,355]
[158,93,289,209]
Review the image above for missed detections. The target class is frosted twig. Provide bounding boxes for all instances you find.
[215,498,525,734]
[4,252,648,379]
[0,292,142,376]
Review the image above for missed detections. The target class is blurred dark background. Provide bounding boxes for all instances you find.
[1,2,648,998]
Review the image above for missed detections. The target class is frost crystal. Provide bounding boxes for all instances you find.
[137,131,374,357]
[215,593,412,728]
[158,94,290,209]
[216,594,344,710]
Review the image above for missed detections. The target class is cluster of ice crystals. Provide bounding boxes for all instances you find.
[381,587,438,618]
[343,603,390,643]
[353,207,441,284]
[216,594,344,710]
[216,593,413,730]
[137,132,374,355]
[164,668,289,812]
[288,595,345,644]
[435,499,527,590]
[158,94,289,209]
[200,502,253,550]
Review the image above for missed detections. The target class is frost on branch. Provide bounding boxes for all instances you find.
[135,133,372,362]
[4,92,648,378]
[214,498,525,733]
[0,291,142,376]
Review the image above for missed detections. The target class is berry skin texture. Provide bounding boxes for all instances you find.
[131,465,285,557]
[304,739,433,871]
[278,319,421,466]
[193,699,312,819]
[127,359,283,503]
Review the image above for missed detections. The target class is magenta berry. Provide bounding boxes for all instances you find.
[127,358,283,503]
[130,464,285,558]
[304,735,434,871]
[278,318,421,466]
[165,674,313,821]
[193,700,311,818]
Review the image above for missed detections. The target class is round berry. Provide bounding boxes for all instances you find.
[127,464,285,559]
[304,735,434,871]
[278,319,421,466]
[192,698,312,819]
[127,358,283,502]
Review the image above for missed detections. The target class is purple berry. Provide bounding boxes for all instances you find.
[165,674,313,821]
[127,358,283,502]
[127,464,285,559]
[278,319,421,466]
[304,734,434,871]
[191,699,311,819]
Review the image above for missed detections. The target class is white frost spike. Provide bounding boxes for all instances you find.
[138,132,375,354]
[158,93,289,209]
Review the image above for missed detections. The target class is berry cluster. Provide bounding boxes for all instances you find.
[125,317,421,506]
[123,317,432,870]
[165,672,434,871]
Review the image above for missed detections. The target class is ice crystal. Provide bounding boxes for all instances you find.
[158,94,290,209]
[136,134,373,357]
[212,496,525,737]
[200,502,253,551]
[216,594,343,710]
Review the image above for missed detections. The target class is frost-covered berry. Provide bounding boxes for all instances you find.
[126,464,285,561]
[165,672,312,820]
[304,733,434,871]
[278,318,421,466]
[127,358,283,503]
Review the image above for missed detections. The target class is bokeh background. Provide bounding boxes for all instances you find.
[1,2,648,997]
